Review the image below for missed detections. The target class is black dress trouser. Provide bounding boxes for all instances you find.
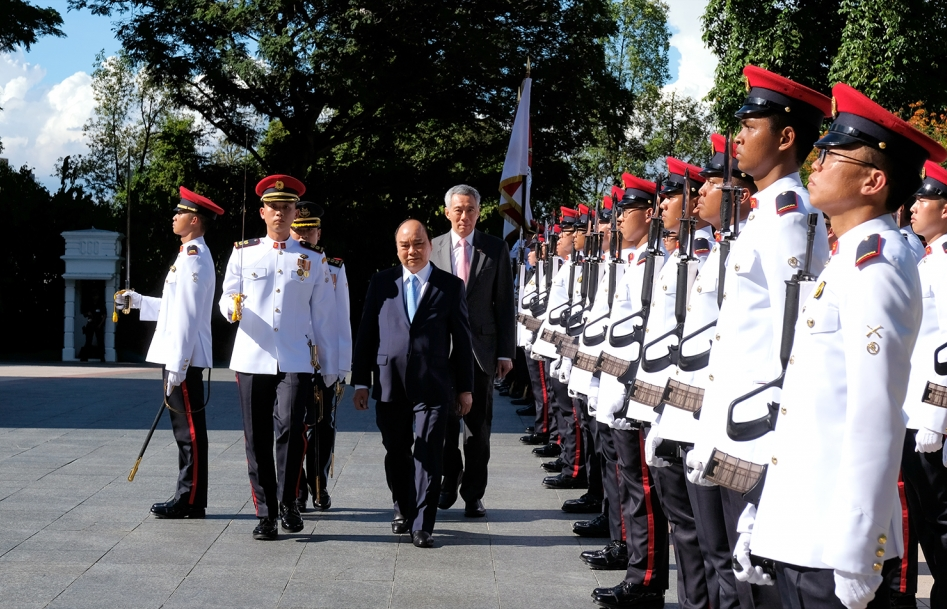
[164,367,208,509]
[236,371,311,519]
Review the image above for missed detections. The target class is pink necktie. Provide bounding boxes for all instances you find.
[457,240,469,284]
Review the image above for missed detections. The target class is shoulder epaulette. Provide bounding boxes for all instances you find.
[327,257,344,268]
[186,244,199,256]
[693,238,710,255]
[775,191,800,216]
[855,234,882,267]
[637,253,647,266]
[300,240,324,253]
[235,238,261,249]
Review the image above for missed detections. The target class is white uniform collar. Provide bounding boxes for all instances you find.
[756,172,803,200]
[926,234,947,257]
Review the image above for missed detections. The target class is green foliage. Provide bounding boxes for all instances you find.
[702,0,844,129]
[606,0,671,95]
[0,0,64,53]
[830,0,947,114]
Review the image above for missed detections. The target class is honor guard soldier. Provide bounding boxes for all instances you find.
[220,175,338,540]
[115,186,223,519]
[289,201,352,512]
[898,160,947,607]
[741,84,947,609]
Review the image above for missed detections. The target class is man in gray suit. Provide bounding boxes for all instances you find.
[432,184,516,517]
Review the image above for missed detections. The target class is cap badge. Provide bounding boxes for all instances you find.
[878,142,887,150]
[275,179,284,190]
[743,74,750,92]
[921,166,927,179]
[831,96,838,119]
[299,207,310,217]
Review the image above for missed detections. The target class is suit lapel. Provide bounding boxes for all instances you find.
[412,270,439,325]
[432,235,451,274]
[466,231,487,293]
[394,272,410,327]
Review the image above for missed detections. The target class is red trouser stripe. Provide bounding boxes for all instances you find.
[180,379,199,505]
[638,427,656,586]
[538,361,549,433]
[617,463,627,541]
[572,402,582,478]
[898,471,909,593]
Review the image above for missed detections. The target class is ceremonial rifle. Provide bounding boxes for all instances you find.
[643,169,699,374]
[607,176,664,383]
[547,231,579,327]
[567,199,603,334]
[582,191,623,346]
[725,213,820,442]
[676,132,738,372]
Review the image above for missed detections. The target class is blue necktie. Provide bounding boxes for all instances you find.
[406,275,419,322]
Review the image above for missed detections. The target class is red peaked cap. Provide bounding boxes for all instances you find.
[255,174,306,202]
[578,203,591,224]
[560,206,580,229]
[619,173,657,208]
[602,196,613,210]
[611,185,625,202]
[737,65,832,129]
[177,186,224,218]
[553,224,562,234]
[817,83,947,175]
[918,161,947,198]
[662,157,706,195]
[702,134,751,180]
[598,195,615,222]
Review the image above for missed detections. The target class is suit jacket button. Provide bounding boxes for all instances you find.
[274,328,279,332]
[276,288,280,293]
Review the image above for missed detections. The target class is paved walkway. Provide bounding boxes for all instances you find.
[0,364,932,608]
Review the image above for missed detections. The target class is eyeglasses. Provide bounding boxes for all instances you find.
[816,148,878,169]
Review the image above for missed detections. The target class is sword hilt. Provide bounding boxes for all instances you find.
[231,293,243,322]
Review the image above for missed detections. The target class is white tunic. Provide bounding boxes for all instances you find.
[141,236,215,372]
[903,234,947,433]
[752,215,921,575]
[691,173,830,467]
[531,258,582,360]
[326,258,353,377]
[220,236,338,376]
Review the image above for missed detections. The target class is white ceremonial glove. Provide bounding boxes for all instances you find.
[166,370,186,396]
[915,428,943,453]
[114,290,142,309]
[530,349,544,361]
[322,374,338,387]
[558,358,573,383]
[549,357,563,377]
[220,297,235,322]
[645,428,670,468]
[588,376,601,399]
[833,570,882,609]
[733,532,774,585]
[587,395,598,417]
[611,417,634,431]
[685,448,715,487]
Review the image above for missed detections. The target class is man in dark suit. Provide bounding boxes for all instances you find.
[431,185,516,518]
[353,219,474,548]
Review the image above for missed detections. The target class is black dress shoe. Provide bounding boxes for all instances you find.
[253,517,278,540]
[511,397,533,406]
[498,387,511,396]
[295,497,308,513]
[392,518,410,534]
[541,458,564,473]
[279,502,304,532]
[519,432,549,445]
[573,513,610,537]
[412,530,434,548]
[438,470,462,509]
[561,492,602,513]
[150,499,205,519]
[543,473,588,489]
[525,426,535,434]
[532,443,561,457]
[312,490,331,511]
[591,582,664,608]
[464,499,486,518]
[581,540,629,570]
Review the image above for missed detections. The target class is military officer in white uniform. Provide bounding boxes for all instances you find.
[289,200,352,512]
[742,83,947,609]
[220,174,338,540]
[116,186,223,519]
[898,160,947,607]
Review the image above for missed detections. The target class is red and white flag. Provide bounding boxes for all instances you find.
[499,78,533,238]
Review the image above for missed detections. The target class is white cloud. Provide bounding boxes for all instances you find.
[663,0,718,102]
[0,52,93,188]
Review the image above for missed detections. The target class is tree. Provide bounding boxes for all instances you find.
[701,0,844,128]
[0,0,64,53]
[701,0,947,127]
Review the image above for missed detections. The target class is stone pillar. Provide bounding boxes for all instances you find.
[62,279,77,361]
[104,277,116,362]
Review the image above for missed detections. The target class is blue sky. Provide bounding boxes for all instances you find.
[0,0,716,191]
